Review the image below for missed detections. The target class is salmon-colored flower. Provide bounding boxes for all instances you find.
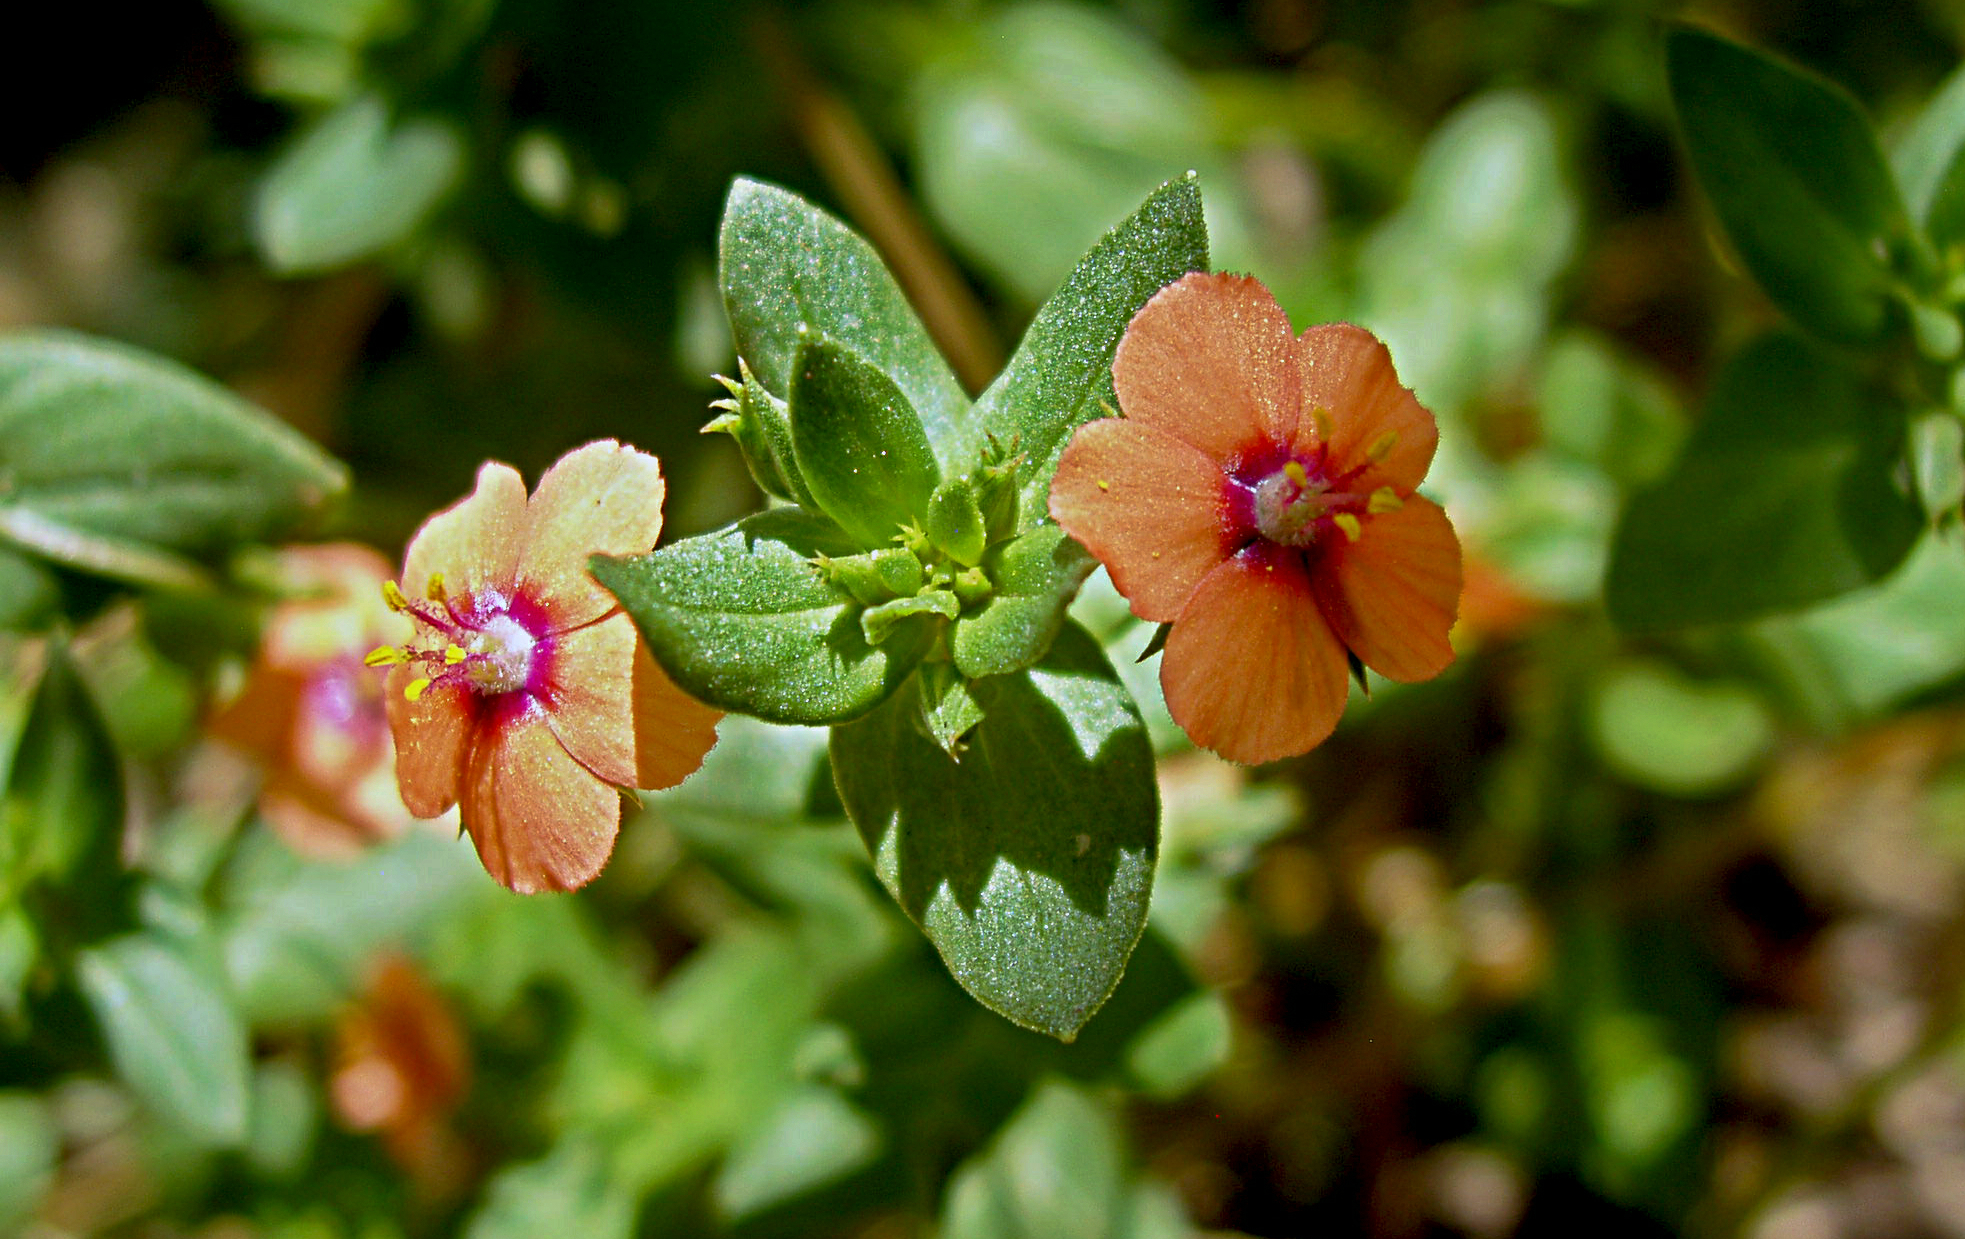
[331,953,471,1199]
[371,440,721,892]
[1049,272,1462,764]
[210,543,416,856]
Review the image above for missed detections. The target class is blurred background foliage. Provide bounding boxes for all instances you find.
[5,0,1965,1236]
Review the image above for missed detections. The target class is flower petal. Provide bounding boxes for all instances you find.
[461,705,620,893]
[1160,546,1351,764]
[403,462,528,602]
[1313,494,1461,682]
[1048,419,1234,622]
[542,615,721,790]
[1112,271,1301,461]
[516,440,667,630]
[384,666,474,818]
[1294,324,1438,493]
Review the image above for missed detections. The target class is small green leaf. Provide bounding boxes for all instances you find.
[713,1087,882,1223]
[253,94,464,274]
[2,640,124,915]
[594,508,934,725]
[1588,660,1775,796]
[1912,411,1965,519]
[1605,332,1922,631]
[1891,61,1965,225]
[1924,145,1965,253]
[719,178,971,471]
[1123,990,1232,1100]
[78,933,251,1147]
[950,524,1097,679]
[0,1093,56,1233]
[466,1140,635,1239]
[0,550,56,630]
[974,175,1208,528]
[861,589,958,646]
[832,622,1157,1040]
[1667,27,1909,345]
[938,1079,1127,1239]
[789,334,941,549]
[926,476,989,566]
[0,331,347,560]
[706,361,814,507]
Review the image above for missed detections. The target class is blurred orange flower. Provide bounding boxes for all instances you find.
[372,440,721,892]
[1050,272,1462,764]
[331,954,470,1198]
[209,543,413,856]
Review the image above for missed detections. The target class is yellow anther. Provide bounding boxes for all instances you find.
[1311,407,1333,441]
[382,580,410,612]
[1366,430,1400,463]
[1283,460,1309,487]
[363,645,406,667]
[1332,513,1363,543]
[426,572,446,601]
[403,677,432,702]
[1367,487,1404,514]
[1097,479,1110,491]
[445,644,467,665]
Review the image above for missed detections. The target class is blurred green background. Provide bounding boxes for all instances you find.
[5,0,1965,1236]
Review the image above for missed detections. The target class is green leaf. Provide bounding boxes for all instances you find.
[1588,660,1775,796]
[916,662,986,757]
[0,550,56,630]
[1924,145,1965,253]
[1667,27,1910,345]
[973,175,1208,530]
[832,622,1158,1040]
[594,508,934,725]
[789,334,941,548]
[1123,990,1232,1100]
[1891,61,1965,225]
[243,1060,319,1179]
[950,524,1097,680]
[78,933,251,1147]
[0,1093,56,1233]
[706,361,814,507]
[719,178,971,471]
[466,1141,635,1239]
[938,1079,1128,1239]
[253,94,464,274]
[712,1086,882,1223]
[2,640,124,913]
[1605,332,1922,632]
[926,476,988,567]
[1911,411,1965,519]
[0,332,348,561]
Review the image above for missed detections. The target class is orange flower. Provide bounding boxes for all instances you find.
[371,440,721,892]
[1049,272,1462,764]
[209,543,415,857]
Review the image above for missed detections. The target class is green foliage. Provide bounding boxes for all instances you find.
[1667,27,1910,345]
[0,332,348,580]
[788,333,942,547]
[1605,332,1922,631]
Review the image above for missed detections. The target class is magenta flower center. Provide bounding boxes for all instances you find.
[376,580,555,702]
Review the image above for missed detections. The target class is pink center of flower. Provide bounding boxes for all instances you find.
[1228,433,1405,552]
[373,580,554,703]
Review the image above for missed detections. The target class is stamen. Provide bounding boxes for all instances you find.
[1367,487,1404,514]
[1311,407,1333,442]
[1367,431,1399,463]
[445,644,467,665]
[404,677,432,701]
[1332,513,1363,542]
[382,580,410,612]
[364,645,407,667]
[1283,460,1310,488]
[426,572,447,601]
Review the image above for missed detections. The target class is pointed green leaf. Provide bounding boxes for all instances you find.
[1605,332,1921,632]
[78,933,251,1147]
[950,524,1098,679]
[0,551,56,630]
[719,178,971,470]
[1891,62,1965,225]
[974,175,1208,527]
[926,476,988,566]
[253,94,463,274]
[0,1093,56,1233]
[2,640,125,918]
[713,1087,882,1223]
[832,622,1157,1040]
[0,332,347,561]
[706,361,815,507]
[916,662,985,756]
[1667,27,1909,344]
[789,333,941,548]
[594,508,934,725]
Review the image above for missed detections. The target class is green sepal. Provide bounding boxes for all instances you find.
[915,662,985,758]
[972,174,1208,530]
[925,476,989,567]
[831,621,1158,1040]
[949,524,1097,679]
[706,360,814,506]
[862,590,959,646]
[789,333,942,551]
[1136,622,1172,664]
[1666,27,1911,345]
[592,508,935,725]
[812,546,925,607]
